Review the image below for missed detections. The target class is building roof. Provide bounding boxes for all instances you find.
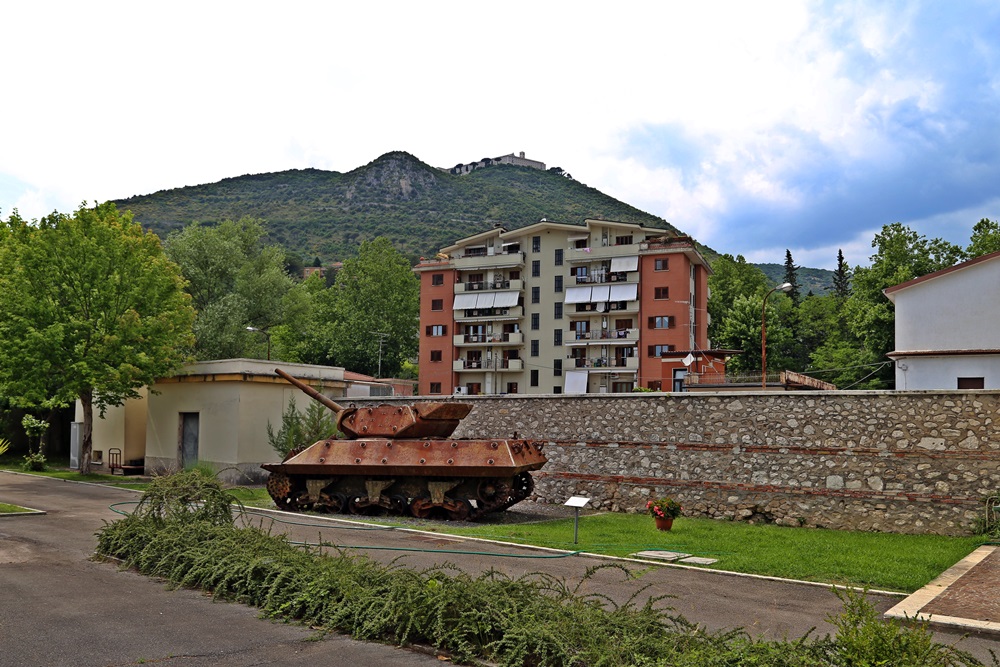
[884,250,1000,301]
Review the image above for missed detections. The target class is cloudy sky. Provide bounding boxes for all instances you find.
[2,1,998,269]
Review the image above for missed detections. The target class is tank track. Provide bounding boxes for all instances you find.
[264,471,536,521]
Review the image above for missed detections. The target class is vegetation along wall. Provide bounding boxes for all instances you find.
[425,391,1000,535]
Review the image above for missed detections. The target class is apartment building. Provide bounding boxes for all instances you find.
[415,219,723,395]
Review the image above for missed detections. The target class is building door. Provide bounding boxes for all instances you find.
[180,412,199,468]
[672,368,687,392]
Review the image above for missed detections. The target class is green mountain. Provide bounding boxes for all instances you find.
[114,151,692,263]
[113,150,834,286]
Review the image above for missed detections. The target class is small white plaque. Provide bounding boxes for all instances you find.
[564,496,591,508]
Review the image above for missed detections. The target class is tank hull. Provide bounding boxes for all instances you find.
[262,436,546,520]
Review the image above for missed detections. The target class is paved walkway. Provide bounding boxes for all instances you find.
[2,471,999,665]
[887,544,1000,638]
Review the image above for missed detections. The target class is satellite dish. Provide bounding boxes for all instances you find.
[682,353,695,366]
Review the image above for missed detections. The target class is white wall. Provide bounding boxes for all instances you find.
[893,258,1000,351]
[895,355,1000,390]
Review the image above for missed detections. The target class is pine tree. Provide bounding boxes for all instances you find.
[833,249,851,300]
[783,249,801,305]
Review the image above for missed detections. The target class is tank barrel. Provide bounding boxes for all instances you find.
[274,368,345,414]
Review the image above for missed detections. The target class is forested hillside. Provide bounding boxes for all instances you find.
[114,151,691,263]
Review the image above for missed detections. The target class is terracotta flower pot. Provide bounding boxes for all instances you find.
[654,516,673,531]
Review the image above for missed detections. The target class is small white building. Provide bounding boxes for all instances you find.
[884,250,1000,390]
[77,359,392,482]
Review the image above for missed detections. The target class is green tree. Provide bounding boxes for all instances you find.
[967,218,1000,258]
[832,249,851,300]
[782,249,801,306]
[328,237,419,377]
[0,203,195,473]
[707,254,769,343]
[842,223,965,387]
[713,293,793,375]
[165,218,293,360]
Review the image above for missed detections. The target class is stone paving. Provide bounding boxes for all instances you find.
[886,544,1000,637]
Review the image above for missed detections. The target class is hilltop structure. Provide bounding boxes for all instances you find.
[414,219,730,395]
[450,151,545,175]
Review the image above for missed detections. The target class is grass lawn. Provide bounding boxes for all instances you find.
[1,457,983,593]
[376,512,983,594]
[0,502,34,513]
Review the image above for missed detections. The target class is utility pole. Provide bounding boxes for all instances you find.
[370,331,389,378]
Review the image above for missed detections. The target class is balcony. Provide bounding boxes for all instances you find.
[564,328,638,346]
[572,300,639,314]
[567,355,639,370]
[574,272,634,285]
[455,305,523,321]
[455,279,524,293]
[452,250,525,270]
[453,358,525,372]
[453,331,524,347]
[567,243,639,262]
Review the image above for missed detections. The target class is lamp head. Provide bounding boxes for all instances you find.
[778,282,793,292]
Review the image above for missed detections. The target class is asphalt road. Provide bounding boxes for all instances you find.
[1,472,997,665]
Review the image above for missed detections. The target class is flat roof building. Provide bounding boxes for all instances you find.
[414,219,726,395]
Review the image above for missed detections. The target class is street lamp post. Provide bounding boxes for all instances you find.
[761,282,793,389]
[246,326,271,360]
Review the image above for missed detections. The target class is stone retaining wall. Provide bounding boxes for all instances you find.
[391,390,1000,535]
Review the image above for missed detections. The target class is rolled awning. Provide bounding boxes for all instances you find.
[564,370,589,394]
[610,255,639,272]
[567,234,589,242]
[564,286,592,304]
[493,291,519,307]
[591,285,611,302]
[609,283,637,301]
[453,293,478,310]
[475,292,496,308]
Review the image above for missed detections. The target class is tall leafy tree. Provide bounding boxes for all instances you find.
[328,237,419,377]
[967,218,1000,258]
[707,254,769,343]
[842,223,965,387]
[712,293,794,375]
[0,204,195,473]
[165,218,293,360]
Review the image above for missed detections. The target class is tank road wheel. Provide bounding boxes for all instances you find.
[348,496,367,514]
[330,493,348,513]
[446,498,472,521]
[389,494,409,515]
[266,472,295,511]
[409,497,434,519]
[476,480,499,502]
[321,492,348,514]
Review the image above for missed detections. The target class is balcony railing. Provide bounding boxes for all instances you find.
[456,306,523,320]
[569,328,638,342]
[455,279,524,293]
[573,300,638,313]
[453,358,525,372]
[452,250,525,270]
[453,331,524,346]
[568,356,639,369]
[573,272,632,284]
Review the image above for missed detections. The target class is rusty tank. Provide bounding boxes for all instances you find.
[261,368,547,520]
